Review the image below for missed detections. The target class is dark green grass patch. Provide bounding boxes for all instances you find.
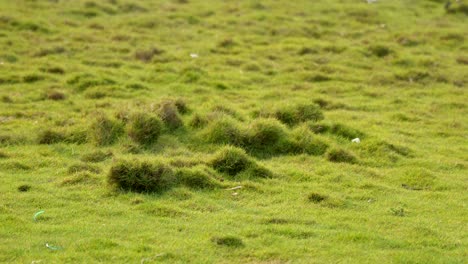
[108,159,176,193]
[211,236,244,247]
[308,192,328,203]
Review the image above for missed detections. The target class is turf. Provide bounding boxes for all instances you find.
[0,0,467,263]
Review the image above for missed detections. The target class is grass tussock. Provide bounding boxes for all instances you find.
[202,117,244,145]
[210,146,272,178]
[244,118,287,152]
[108,159,176,193]
[128,112,163,145]
[271,103,324,126]
[90,114,124,146]
[157,101,183,130]
[175,166,222,189]
[326,148,358,164]
[285,126,329,155]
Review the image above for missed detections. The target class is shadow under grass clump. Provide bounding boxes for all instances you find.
[272,103,324,126]
[175,166,222,189]
[37,129,66,144]
[18,184,31,192]
[308,192,328,203]
[81,150,113,163]
[157,101,183,130]
[202,117,244,146]
[128,112,163,145]
[108,159,176,193]
[134,47,163,63]
[211,236,244,248]
[368,45,393,58]
[46,90,66,101]
[308,122,364,140]
[326,148,358,164]
[90,114,124,146]
[210,146,272,179]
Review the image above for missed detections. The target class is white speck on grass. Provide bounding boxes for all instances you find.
[352,138,361,143]
[190,53,199,58]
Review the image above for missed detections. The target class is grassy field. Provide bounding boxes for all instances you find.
[0,0,467,263]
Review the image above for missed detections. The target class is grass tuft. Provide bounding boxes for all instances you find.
[176,166,222,189]
[90,114,124,146]
[128,112,163,145]
[244,118,287,152]
[158,101,184,130]
[108,159,176,193]
[202,117,244,145]
[326,148,358,163]
[211,146,251,176]
[273,103,324,126]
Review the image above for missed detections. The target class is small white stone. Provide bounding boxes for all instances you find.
[352,138,360,143]
[190,53,198,58]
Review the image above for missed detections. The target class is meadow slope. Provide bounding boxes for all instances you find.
[0,0,467,263]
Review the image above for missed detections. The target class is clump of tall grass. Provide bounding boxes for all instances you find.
[127,112,163,145]
[90,114,124,145]
[108,159,176,193]
[210,146,272,178]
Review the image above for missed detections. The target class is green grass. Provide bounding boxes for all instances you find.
[0,0,467,263]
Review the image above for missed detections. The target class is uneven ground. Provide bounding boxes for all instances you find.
[0,0,467,263]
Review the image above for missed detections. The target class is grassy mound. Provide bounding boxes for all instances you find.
[127,112,163,145]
